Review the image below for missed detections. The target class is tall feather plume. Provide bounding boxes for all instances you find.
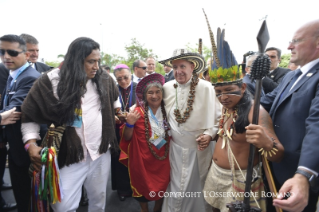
[202,9,220,68]
[218,29,224,67]
[198,38,202,55]
[217,28,238,69]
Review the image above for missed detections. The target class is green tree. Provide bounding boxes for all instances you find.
[101,52,125,69]
[124,38,157,69]
[185,42,212,62]
[155,63,165,75]
[57,54,65,59]
[279,53,291,68]
[45,61,60,68]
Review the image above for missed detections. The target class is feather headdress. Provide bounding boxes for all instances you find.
[203,9,242,85]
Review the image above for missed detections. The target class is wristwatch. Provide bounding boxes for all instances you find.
[295,169,318,192]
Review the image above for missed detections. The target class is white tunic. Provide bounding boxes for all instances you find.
[162,78,221,212]
[21,68,121,161]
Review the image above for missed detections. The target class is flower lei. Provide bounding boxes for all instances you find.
[173,73,199,124]
[144,102,169,160]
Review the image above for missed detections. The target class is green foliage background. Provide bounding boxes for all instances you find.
[279,53,291,68]
[47,38,165,75]
[45,39,292,74]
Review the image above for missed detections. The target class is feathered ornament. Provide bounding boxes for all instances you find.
[202,9,241,84]
[198,38,203,55]
[30,124,63,212]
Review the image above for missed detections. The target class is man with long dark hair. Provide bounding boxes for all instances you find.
[21,37,120,211]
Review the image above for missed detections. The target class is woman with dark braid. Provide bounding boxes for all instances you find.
[119,73,170,212]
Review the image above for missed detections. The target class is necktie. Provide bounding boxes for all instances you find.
[6,75,13,91]
[3,75,13,108]
[138,78,141,82]
[280,69,302,100]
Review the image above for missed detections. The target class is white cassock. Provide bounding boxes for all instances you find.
[162,78,221,212]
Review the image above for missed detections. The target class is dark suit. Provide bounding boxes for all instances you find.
[0,64,9,97]
[0,64,40,211]
[165,70,175,83]
[111,82,137,196]
[34,62,52,74]
[262,67,290,94]
[0,63,9,208]
[243,74,265,97]
[261,62,319,211]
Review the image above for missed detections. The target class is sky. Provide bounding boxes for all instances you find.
[1,0,318,64]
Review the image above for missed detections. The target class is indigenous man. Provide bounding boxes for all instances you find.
[21,37,119,211]
[159,49,221,212]
[202,27,284,212]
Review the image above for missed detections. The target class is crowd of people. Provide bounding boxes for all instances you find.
[0,18,318,212]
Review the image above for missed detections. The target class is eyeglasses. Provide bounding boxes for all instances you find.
[216,90,241,98]
[288,36,319,45]
[288,38,304,45]
[137,66,147,70]
[0,49,25,57]
[116,76,130,82]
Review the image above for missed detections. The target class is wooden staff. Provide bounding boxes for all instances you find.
[243,20,269,212]
[262,155,283,212]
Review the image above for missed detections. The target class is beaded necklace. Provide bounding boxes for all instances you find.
[119,82,133,112]
[218,107,261,208]
[144,102,169,160]
[173,73,199,125]
[217,108,238,149]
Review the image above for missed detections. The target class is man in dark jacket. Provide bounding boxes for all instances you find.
[262,47,290,94]
[164,64,174,83]
[0,34,40,211]
[20,33,52,74]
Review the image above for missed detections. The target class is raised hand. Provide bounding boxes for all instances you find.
[126,110,141,125]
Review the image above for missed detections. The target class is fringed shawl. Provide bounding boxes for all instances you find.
[22,71,119,168]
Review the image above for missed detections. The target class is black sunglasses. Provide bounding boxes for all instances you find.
[138,66,147,70]
[0,49,25,57]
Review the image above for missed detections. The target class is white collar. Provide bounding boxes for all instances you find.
[300,58,319,75]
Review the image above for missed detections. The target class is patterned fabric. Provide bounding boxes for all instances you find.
[28,125,65,176]
[203,162,266,212]
[135,73,165,109]
[159,49,206,74]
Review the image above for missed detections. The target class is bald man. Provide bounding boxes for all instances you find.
[261,19,319,212]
